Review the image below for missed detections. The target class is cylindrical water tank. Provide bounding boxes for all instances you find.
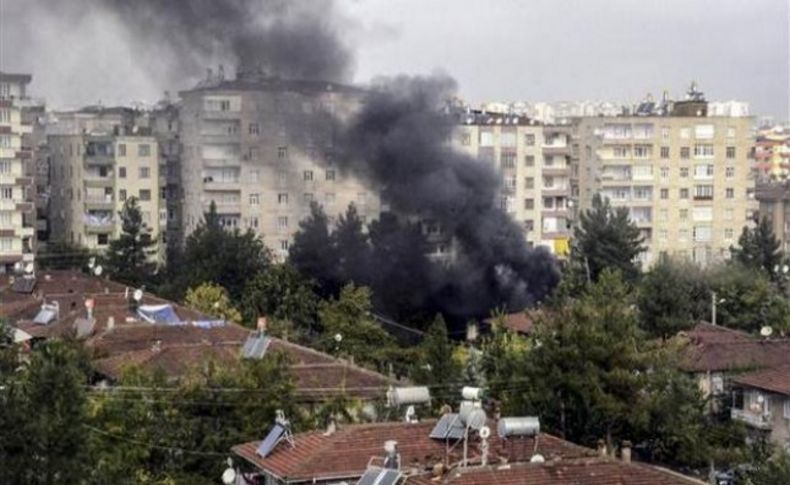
[497,417,540,438]
[388,386,431,407]
[461,386,484,401]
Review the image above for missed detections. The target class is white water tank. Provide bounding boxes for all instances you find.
[387,386,431,407]
[497,417,540,438]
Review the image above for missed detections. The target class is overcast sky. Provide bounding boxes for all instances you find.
[2,0,788,119]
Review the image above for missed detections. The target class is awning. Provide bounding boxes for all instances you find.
[137,304,182,325]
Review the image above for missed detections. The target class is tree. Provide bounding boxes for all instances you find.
[37,239,92,270]
[179,201,270,302]
[637,255,708,338]
[731,217,782,279]
[411,315,461,407]
[104,197,157,287]
[708,263,790,333]
[289,202,340,297]
[241,263,320,339]
[333,203,372,287]
[184,282,242,324]
[317,284,399,371]
[573,194,644,283]
[0,341,91,485]
[744,451,790,485]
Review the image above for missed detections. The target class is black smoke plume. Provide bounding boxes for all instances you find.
[336,76,560,319]
[98,0,354,83]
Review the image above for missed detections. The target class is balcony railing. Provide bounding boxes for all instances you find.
[731,408,772,430]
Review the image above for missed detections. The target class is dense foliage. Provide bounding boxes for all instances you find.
[104,197,158,286]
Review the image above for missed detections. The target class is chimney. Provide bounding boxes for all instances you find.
[621,441,632,464]
[152,340,162,353]
[596,439,607,457]
[106,316,115,331]
[322,416,336,436]
[383,440,400,470]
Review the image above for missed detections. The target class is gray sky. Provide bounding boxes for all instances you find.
[2,0,788,119]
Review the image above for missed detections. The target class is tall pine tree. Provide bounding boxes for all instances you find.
[289,201,340,297]
[731,217,783,279]
[105,197,157,287]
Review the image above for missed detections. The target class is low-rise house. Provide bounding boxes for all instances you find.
[485,310,536,335]
[730,365,790,450]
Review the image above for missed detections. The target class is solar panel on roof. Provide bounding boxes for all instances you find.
[33,308,57,325]
[12,277,36,294]
[256,423,285,458]
[357,467,402,485]
[429,413,465,441]
[242,333,271,359]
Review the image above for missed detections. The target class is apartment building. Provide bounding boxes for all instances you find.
[574,86,757,267]
[48,132,163,253]
[0,72,36,273]
[178,69,380,260]
[452,110,572,256]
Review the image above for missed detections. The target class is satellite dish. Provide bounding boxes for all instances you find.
[334,333,343,343]
[24,262,34,274]
[88,257,96,269]
[530,454,545,464]
[221,467,236,485]
[13,262,23,273]
[479,425,491,439]
[133,288,143,301]
[760,326,773,338]
[783,265,789,274]
[94,265,103,276]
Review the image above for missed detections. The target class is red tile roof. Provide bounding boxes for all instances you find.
[406,459,703,484]
[486,311,536,334]
[232,420,597,483]
[678,323,790,373]
[733,365,790,396]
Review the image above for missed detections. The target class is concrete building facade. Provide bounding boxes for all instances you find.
[573,93,757,267]
[0,72,36,273]
[178,72,381,260]
[451,111,572,256]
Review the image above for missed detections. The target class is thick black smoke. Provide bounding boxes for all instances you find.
[337,76,560,318]
[98,0,353,83]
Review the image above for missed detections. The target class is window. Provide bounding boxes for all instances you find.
[694,124,715,139]
[524,134,535,146]
[693,144,714,159]
[525,177,534,189]
[250,216,259,229]
[139,167,150,179]
[658,229,668,241]
[660,188,669,199]
[660,146,670,159]
[138,144,151,157]
[726,167,735,178]
[500,132,517,147]
[613,145,630,158]
[249,123,260,135]
[278,193,288,205]
[0,238,12,251]
[524,220,534,232]
[680,188,689,199]
[694,185,714,199]
[504,174,517,191]
[249,193,259,205]
[0,211,9,226]
[277,146,288,159]
[680,147,690,159]
[633,145,651,158]
[660,167,669,179]
[726,188,734,199]
[680,127,690,139]
[679,228,689,240]
[726,146,736,159]
[694,226,712,242]
[326,169,336,181]
[461,133,471,146]
[543,176,554,188]
[658,209,668,221]
[1,187,13,199]
[524,155,535,167]
[0,109,9,123]
[725,208,734,220]
[119,189,127,201]
[694,164,714,179]
[500,152,516,169]
[118,144,126,156]
[303,170,313,181]
[278,216,288,230]
[280,240,289,251]
[303,193,314,204]
[119,167,127,178]
[97,234,109,246]
[680,167,689,178]
[693,207,713,221]
[250,169,260,182]
[725,228,734,240]
[0,160,10,174]
[139,189,151,201]
[325,192,336,204]
[661,127,670,140]
[479,131,494,147]
[524,198,534,210]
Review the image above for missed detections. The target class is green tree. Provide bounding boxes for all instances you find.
[573,194,644,283]
[179,201,270,302]
[105,197,157,287]
[317,284,398,371]
[37,239,92,270]
[184,282,243,324]
[241,263,320,339]
[333,203,372,287]
[744,451,790,485]
[637,255,708,338]
[708,263,790,333]
[0,341,91,485]
[731,217,782,279]
[289,202,340,297]
[411,315,461,407]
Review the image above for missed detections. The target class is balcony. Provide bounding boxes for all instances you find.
[84,196,115,210]
[203,179,241,192]
[84,155,114,166]
[200,109,240,121]
[542,166,570,176]
[202,158,241,168]
[84,176,114,188]
[199,133,241,144]
[542,144,570,156]
[542,187,570,197]
[84,220,114,234]
[731,408,772,430]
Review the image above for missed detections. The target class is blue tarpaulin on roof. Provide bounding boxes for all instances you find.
[137,304,182,325]
[192,320,226,328]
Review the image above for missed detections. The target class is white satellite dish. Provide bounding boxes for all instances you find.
[530,454,545,464]
[94,265,103,276]
[479,425,491,439]
[24,262,34,274]
[760,326,773,338]
[133,288,143,301]
[221,467,236,484]
[334,333,343,343]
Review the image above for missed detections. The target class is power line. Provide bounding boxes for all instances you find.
[83,424,228,457]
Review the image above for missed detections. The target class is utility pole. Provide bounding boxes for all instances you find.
[711,291,717,326]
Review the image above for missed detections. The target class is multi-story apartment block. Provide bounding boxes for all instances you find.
[0,72,36,273]
[756,183,790,253]
[452,110,572,256]
[178,70,381,260]
[48,132,163,254]
[574,85,757,267]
